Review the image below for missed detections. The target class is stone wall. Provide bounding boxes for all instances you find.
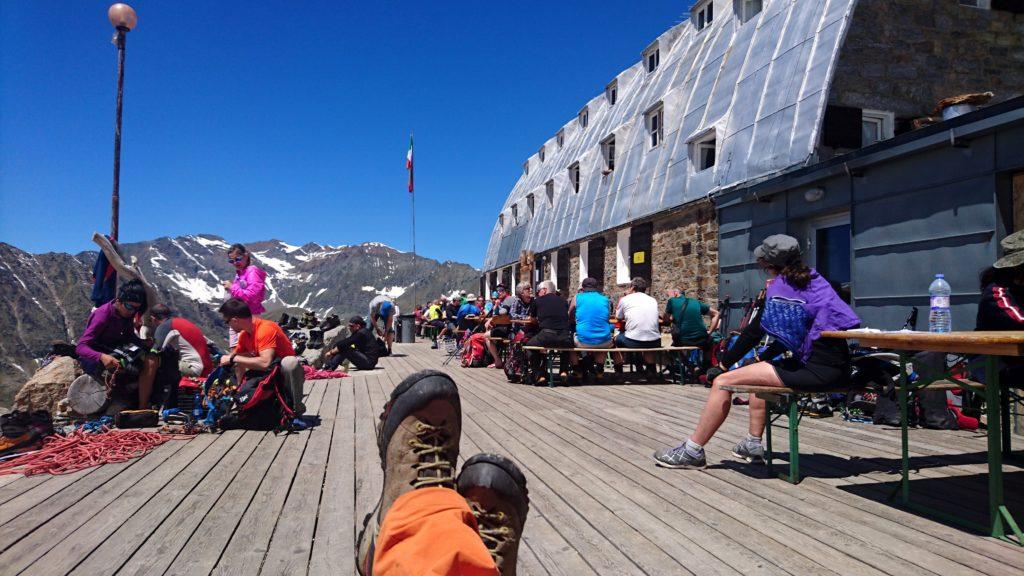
[650,200,719,311]
[831,0,1024,118]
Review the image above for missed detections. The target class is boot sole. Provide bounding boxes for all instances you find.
[355,504,378,576]
[457,453,530,530]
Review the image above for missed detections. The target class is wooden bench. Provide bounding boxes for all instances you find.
[720,379,984,484]
[522,346,699,387]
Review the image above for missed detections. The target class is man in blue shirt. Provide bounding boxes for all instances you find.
[569,278,614,383]
[456,295,482,330]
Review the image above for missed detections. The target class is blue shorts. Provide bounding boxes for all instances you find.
[378,301,394,318]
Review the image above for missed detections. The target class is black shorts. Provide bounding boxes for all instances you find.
[772,338,850,391]
[491,326,510,339]
[614,333,661,349]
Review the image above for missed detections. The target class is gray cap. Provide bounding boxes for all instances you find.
[754,234,802,267]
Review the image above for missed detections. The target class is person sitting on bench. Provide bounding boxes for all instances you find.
[481,284,512,369]
[321,316,381,372]
[612,277,662,379]
[526,281,573,385]
[653,234,859,469]
[437,297,462,342]
[569,277,614,384]
[664,288,720,374]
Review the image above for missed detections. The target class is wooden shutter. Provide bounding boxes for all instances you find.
[557,247,570,295]
[587,237,606,288]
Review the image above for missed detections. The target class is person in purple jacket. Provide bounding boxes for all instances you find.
[75,280,160,408]
[222,243,267,347]
[653,234,860,470]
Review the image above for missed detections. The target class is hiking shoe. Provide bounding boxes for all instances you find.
[356,370,461,576]
[457,454,529,576]
[0,411,30,438]
[653,443,706,469]
[731,437,765,464]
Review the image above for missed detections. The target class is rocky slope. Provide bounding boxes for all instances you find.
[0,235,479,404]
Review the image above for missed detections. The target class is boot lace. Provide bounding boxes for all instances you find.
[408,422,455,488]
[469,502,511,554]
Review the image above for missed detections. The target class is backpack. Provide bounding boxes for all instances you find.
[461,333,490,368]
[503,331,529,383]
[217,362,295,431]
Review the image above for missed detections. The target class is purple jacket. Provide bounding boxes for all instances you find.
[764,270,860,363]
[75,301,143,375]
[230,265,267,315]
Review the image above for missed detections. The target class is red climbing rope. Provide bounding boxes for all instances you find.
[0,427,174,476]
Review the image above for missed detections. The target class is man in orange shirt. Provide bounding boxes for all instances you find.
[218,298,306,414]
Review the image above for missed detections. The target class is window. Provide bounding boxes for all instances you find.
[861,109,895,146]
[959,0,991,7]
[579,241,589,279]
[578,107,589,129]
[511,204,519,225]
[694,0,713,30]
[501,267,513,292]
[601,134,616,173]
[499,213,505,231]
[690,131,717,172]
[557,247,570,295]
[643,44,660,74]
[523,161,529,175]
[527,193,535,216]
[738,0,763,22]
[568,163,581,193]
[646,104,664,149]
[545,179,555,205]
[538,146,545,163]
[606,80,618,105]
[549,250,559,289]
[556,128,565,149]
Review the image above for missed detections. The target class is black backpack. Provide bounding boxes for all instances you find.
[217,361,296,431]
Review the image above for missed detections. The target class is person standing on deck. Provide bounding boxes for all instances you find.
[222,243,266,349]
[369,294,396,355]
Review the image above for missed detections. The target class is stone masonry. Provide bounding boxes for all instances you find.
[831,0,1024,119]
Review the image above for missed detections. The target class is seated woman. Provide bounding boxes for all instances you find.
[653,234,860,469]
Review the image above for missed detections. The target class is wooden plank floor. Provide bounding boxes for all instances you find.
[1,340,1022,575]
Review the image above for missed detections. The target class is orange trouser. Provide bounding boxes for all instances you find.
[374,486,498,576]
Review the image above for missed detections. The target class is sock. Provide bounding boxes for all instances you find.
[684,439,704,455]
[745,433,762,444]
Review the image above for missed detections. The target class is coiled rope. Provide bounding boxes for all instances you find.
[0,427,175,476]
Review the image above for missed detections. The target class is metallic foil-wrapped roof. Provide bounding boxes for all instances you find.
[484,0,858,270]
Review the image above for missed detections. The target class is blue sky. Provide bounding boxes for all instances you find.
[1,1,693,267]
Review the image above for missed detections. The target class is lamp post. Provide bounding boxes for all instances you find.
[107,3,137,241]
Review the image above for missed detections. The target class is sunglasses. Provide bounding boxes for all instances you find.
[121,301,142,312]
[228,257,245,264]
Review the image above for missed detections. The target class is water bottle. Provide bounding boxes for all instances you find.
[928,274,952,333]
[192,392,204,420]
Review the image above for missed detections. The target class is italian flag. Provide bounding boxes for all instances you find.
[406,134,414,193]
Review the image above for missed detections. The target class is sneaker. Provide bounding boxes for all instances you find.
[652,443,706,469]
[731,437,765,464]
[458,454,530,576]
[356,370,461,576]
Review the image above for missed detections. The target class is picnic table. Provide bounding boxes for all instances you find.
[522,345,699,387]
[822,329,1024,545]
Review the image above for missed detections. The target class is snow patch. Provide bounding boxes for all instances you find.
[381,286,407,298]
[192,236,231,250]
[315,288,327,297]
[254,253,296,278]
[164,273,224,304]
[279,241,303,254]
[361,286,376,292]
[11,363,25,374]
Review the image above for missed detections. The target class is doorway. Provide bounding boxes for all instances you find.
[803,212,851,303]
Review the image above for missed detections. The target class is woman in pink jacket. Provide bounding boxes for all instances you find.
[222,243,267,347]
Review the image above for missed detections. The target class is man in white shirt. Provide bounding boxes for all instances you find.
[613,277,662,378]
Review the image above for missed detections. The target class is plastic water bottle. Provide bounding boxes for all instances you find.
[192,392,204,420]
[928,274,952,333]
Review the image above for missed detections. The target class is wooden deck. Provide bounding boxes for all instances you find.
[1,340,1022,575]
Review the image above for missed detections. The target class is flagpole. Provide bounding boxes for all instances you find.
[409,132,417,314]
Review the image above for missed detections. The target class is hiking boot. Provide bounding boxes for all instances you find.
[356,370,461,576]
[731,437,765,464]
[458,454,530,576]
[1,411,41,459]
[653,443,706,469]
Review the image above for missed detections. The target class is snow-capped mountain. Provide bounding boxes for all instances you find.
[0,235,480,403]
